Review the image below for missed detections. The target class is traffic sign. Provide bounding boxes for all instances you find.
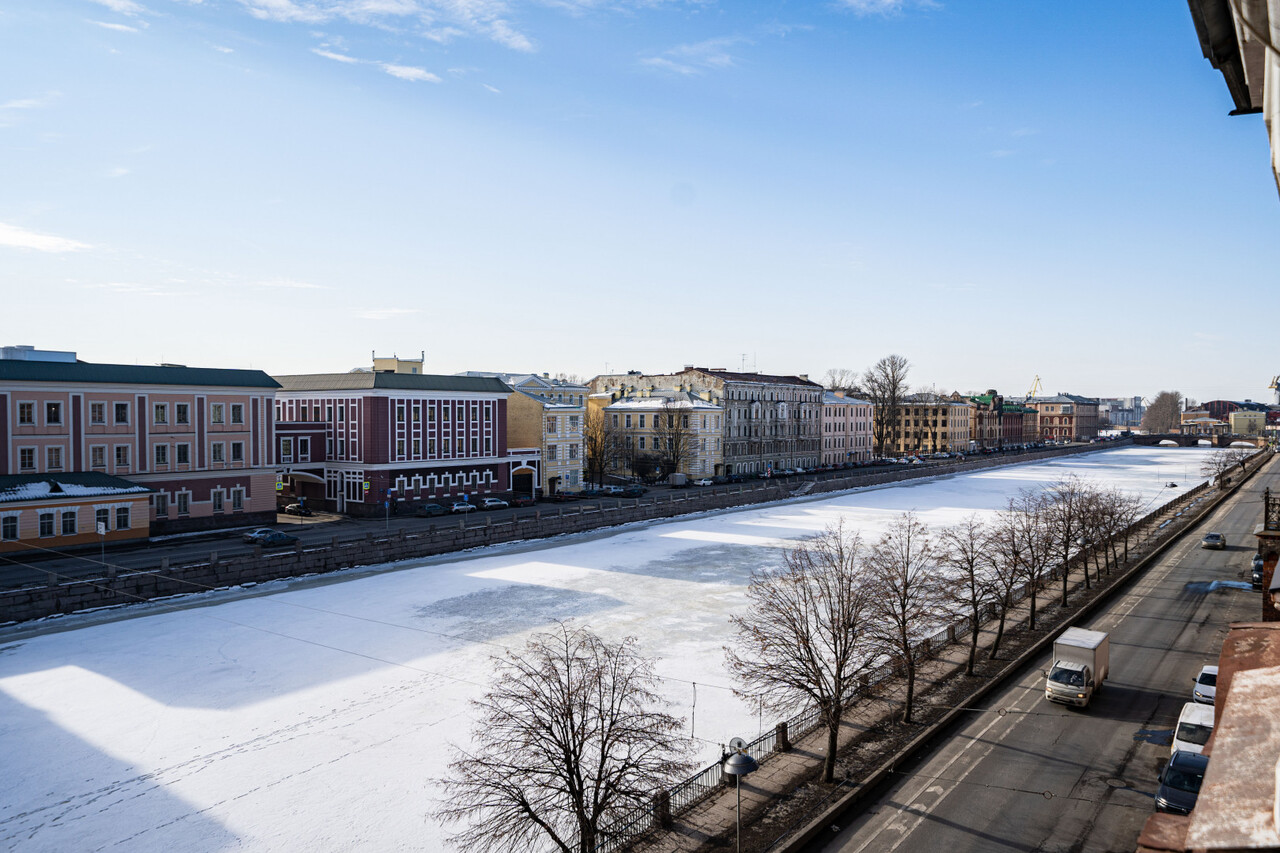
[363,481,370,491]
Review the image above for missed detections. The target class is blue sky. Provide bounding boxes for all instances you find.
[2,1,1277,404]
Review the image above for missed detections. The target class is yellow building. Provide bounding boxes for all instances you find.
[592,388,724,480]
[1229,410,1266,436]
[891,394,972,456]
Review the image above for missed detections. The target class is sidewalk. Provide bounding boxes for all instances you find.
[631,465,1263,853]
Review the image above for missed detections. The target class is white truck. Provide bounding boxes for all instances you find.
[1044,627,1110,708]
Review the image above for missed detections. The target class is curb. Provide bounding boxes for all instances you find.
[774,454,1271,853]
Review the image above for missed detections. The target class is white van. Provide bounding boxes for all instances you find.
[1171,702,1215,755]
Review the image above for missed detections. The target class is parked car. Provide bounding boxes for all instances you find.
[1192,665,1218,705]
[1155,751,1208,815]
[479,498,509,510]
[621,485,648,497]
[602,485,625,495]
[450,502,476,514]
[414,503,448,517]
[242,527,279,544]
[1252,553,1267,588]
[1171,702,1214,755]
[511,495,536,507]
[256,530,300,547]
[1200,532,1227,550]
[693,478,714,486]
[282,503,313,516]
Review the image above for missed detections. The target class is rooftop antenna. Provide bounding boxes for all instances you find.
[740,353,747,371]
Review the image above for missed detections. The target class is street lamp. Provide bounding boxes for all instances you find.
[723,741,758,853]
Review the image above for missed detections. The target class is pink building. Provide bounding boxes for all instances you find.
[821,391,874,465]
[0,346,279,550]
[272,369,523,516]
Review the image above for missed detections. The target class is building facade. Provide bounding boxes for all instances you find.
[461,373,587,496]
[821,391,874,465]
[590,389,724,480]
[891,394,972,455]
[591,367,822,476]
[273,366,520,515]
[0,346,280,547]
[1030,394,1100,442]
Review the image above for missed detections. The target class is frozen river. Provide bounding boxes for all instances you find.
[0,446,1216,852]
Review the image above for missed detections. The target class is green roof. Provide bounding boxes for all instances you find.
[273,373,512,394]
[0,360,279,389]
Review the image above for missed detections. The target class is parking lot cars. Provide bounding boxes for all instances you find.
[282,503,313,516]
[602,485,625,495]
[1155,751,1209,815]
[693,478,714,486]
[621,485,647,497]
[511,495,536,507]
[449,502,476,513]
[1192,665,1218,704]
[242,528,279,544]
[414,503,448,517]
[1200,532,1227,550]
[479,498,509,510]
[1171,702,1215,755]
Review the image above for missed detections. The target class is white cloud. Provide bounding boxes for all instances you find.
[313,47,359,63]
[0,223,93,253]
[212,44,235,53]
[91,20,140,32]
[642,36,749,75]
[486,18,534,52]
[107,167,131,178]
[258,277,328,290]
[482,83,500,94]
[359,307,420,320]
[88,282,173,297]
[88,0,146,15]
[381,63,441,82]
[240,0,328,24]
[1,93,59,111]
[240,0,536,51]
[837,0,939,15]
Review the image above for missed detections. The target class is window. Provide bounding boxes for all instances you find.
[412,438,420,455]
[47,446,62,470]
[116,506,130,530]
[412,405,420,423]
[95,508,109,531]
[62,511,76,535]
[298,437,310,459]
[546,417,557,434]
[3,516,19,541]
[484,437,491,454]
[115,402,129,424]
[611,414,618,428]
[232,489,244,511]
[569,415,579,431]
[338,405,345,422]
[428,439,436,455]
[327,405,333,421]
[19,448,35,470]
[625,415,632,428]
[176,444,189,465]
[213,491,224,512]
[39,513,54,537]
[46,402,62,425]
[154,494,168,516]
[212,443,225,463]
[89,402,105,424]
[569,444,578,460]
[155,444,169,465]
[397,405,406,423]
[548,444,558,460]
[397,439,405,457]
[211,403,224,424]
[115,445,130,466]
[232,441,247,461]
[300,404,309,421]
[154,403,167,424]
[639,415,646,428]
[91,446,106,468]
[281,437,293,460]
[176,403,189,424]
[637,437,645,450]
[177,493,189,515]
[18,402,34,424]
[231,404,244,424]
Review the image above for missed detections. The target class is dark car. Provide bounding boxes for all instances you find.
[1253,553,1266,589]
[247,529,299,548]
[511,495,536,507]
[621,485,647,497]
[1155,751,1208,815]
[242,527,279,544]
[414,503,448,517]
[282,503,313,516]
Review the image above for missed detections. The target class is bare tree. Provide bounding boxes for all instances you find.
[866,512,944,724]
[725,522,877,783]
[651,399,696,477]
[938,515,996,676]
[1004,489,1054,632]
[1043,475,1093,601]
[985,510,1026,660]
[862,355,910,457]
[554,372,586,385]
[1140,391,1184,434]
[437,623,692,853]
[1201,447,1253,486]
[822,368,862,394]
[583,407,619,486]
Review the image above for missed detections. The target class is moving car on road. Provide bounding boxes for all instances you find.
[255,530,300,547]
[1200,532,1226,550]
[242,528,279,544]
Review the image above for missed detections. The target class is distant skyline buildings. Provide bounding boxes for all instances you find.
[2,3,1277,401]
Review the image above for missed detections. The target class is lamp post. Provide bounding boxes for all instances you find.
[723,744,758,853]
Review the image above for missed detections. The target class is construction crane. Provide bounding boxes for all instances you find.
[1025,375,1043,403]
[1271,375,1280,405]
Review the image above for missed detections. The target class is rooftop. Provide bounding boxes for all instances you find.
[273,373,511,394]
[0,359,280,389]
[0,473,153,504]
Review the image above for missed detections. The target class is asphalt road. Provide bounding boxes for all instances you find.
[816,460,1275,853]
